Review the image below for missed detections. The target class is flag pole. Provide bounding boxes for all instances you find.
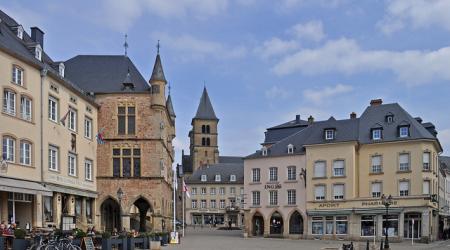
[182,175,185,237]
[173,166,176,235]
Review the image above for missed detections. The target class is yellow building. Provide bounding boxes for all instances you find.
[0,10,98,230]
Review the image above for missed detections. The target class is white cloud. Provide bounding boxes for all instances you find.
[378,0,450,34]
[173,137,189,152]
[152,32,247,61]
[303,84,353,105]
[290,20,325,42]
[279,0,345,10]
[254,37,299,59]
[273,38,450,85]
[265,86,291,100]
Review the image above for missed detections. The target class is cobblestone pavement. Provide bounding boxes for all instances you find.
[166,228,450,250]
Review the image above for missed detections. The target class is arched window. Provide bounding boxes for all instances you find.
[206,125,210,134]
[206,138,211,146]
[289,211,304,234]
[201,125,206,134]
[202,138,206,146]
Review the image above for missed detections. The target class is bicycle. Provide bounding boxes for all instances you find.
[57,237,81,250]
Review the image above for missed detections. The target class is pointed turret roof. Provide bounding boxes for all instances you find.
[194,87,218,120]
[150,53,166,83]
[166,95,176,118]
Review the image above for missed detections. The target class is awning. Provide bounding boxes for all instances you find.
[45,184,97,198]
[0,177,53,196]
[354,207,403,215]
[307,209,352,216]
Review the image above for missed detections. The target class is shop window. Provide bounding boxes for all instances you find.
[75,198,82,217]
[382,215,399,236]
[43,196,53,222]
[325,216,334,235]
[312,217,324,235]
[361,215,376,236]
[86,198,93,223]
[335,216,348,234]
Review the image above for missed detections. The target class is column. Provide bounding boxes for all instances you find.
[34,194,43,228]
[68,195,76,216]
[399,212,405,240]
[81,197,87,225]
[422,210,430,241]
[122,214,130,231]
[0,192,8,223]
[54,193,62,227]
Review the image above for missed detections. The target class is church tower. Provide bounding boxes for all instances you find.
[189,87,219,171]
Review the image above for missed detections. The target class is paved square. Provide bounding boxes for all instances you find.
[167,228,450,250]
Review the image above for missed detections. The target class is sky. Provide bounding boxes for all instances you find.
[2,0,450,162]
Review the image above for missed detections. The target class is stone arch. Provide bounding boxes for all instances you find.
[100,197,121,232]
[288,210,304,234]
[128,195,154,232]
[251,210,265,237]
[268,210,284,235]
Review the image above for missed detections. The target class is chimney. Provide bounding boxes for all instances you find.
[350,112,357,119]
[370,99,383,106]
[295,115,300,124]
[308,115,314,124]
[31,27,44,49]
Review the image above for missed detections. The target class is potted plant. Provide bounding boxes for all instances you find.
[149,232,161,250]
[160,231,169,246]
[72,228,86,246]
[12,228,29,250]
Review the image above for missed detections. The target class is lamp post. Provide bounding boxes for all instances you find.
[117,187,124,230]
[381,194,393,249]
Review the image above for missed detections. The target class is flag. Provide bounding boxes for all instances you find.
[183,181,190,198]
[60,110,70,126]
[96,128,105,144]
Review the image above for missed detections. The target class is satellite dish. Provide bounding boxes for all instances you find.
[0,159,8,173]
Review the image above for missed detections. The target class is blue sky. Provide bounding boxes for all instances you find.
[3,0,450,161]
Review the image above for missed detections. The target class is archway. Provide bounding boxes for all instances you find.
[289,211,303,234]
[100,198,121,232]
[130,197,152,232]
[252,213,264,236]
[270,211,283,235]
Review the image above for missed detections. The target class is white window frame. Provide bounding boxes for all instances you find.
[68,108,77,132]
[16,25,24,39]
[84,117,92,139]
[423,180,430,195]
[333,160,345,177]
[333,184,344,200]
[399,153,410,171]
[210,200,216,209]
[2,136,15,162]
[68,153,77,177]
[59,63,65,77]
[269,167,278,182]
[399,181,409,196]
[325,129,334,140]
[19,140,31,166]
[3,90,16,115]
[371,155,382,173]
[399,126,409,138]
[215,174,221,182]
[252,191,260,206]
[230,174,236,182]
[314,161,326,178]
[191,200,197,209]
[423,152,430,171]
[371,182,382,198]
[200,200,206,209]
[219,199,225,209]
[287,166,296,181]
[372,129,382,140]
[269,190,278,205]
[191,188,197,195]
[48,97,58,122]
[201,174,207,182]
[85,159,93,181]
[12,66,24,86]
[287,144,294,154]
[287,189,296,205]
[262,146,267,156]
[201,187,206,195]
[230,187,235,195]
[20,96,32,121]
[35,45,42,61]
[252,168,260,182]
[48,145,59,171]
[219,187,225,195]
[210,187,216,195]
[315,185,326,201]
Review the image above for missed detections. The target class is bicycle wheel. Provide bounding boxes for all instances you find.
[44,244,60,250]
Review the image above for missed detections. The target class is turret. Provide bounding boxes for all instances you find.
[150,48,167,108]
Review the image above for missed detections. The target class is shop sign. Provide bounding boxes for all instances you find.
[361,200,398,207]
[264,183,281,189]
[318,202,340,208]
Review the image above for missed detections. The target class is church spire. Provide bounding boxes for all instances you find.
[194,87,218,120]
[150,40,166,83]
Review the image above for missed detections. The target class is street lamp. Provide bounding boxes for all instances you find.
[381,194,393,249]
[117,188,124,230]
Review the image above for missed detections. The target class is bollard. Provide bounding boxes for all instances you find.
[366,240,370,250]
[350,242,354,250]
[379,240,383,250]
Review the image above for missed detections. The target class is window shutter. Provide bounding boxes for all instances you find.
[423,181,430,194]
[423,152,430,163]
[399,154,409,164]
[372,183,381,193]
[314,162,326,177]
[315,186,325,197]
[400,181,409,191]
[372,156,381,166]
[333,184,344,197]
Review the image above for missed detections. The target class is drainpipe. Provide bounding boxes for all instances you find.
[40,66,48,185]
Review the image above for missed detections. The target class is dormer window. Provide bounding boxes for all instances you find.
[287,144,294,154]
[385,114,394,123]
[262,146,267,156]
[16,25,24,39]
[215,174,221,182]
[372,128,382,140]
[201,174,207,182]
[399,126,409,138]
[35,45,42,61]
[58,63,65,77]
[230,175,236,182]
[325,129,335,140]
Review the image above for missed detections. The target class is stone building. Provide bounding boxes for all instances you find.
[65,51,176,232]
[182,87,244,226]
[0,10,98,230]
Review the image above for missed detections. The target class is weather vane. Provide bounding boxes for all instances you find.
[157,40,160,54]
[124,34,129,56]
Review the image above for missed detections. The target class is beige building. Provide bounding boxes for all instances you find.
[0,10,98,230]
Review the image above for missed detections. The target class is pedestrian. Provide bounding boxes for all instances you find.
[228,220,232,230]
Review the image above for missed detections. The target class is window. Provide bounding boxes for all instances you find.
[269,167,278,182]
[269,190,278,205]
[68,153,77,176]
[201,200,206,209]
[210,187,216,195]
[201,174,207,182]
[333,160,345,177]
[262,147,267,156]
[371,155,382,173]
[382,215,399,236]
[312,217,324,235]
[399,181,409,196]
[48,146,58,171]
[230,175,236,181]
[20,96,32,121]
[372,129,382,140]
[48,97,58,122]
[361,215,376,236]
[117,106,135,135]
[399,126,409,138]
[219,199,225,209]
[336,216,348,234]
[287,166,296,180]
[230,187,236,195]
[68,108,77,131]
[325,129,335,140]
[240,187,244,195]
[112,147,141,177]
[314,161,326,178]
[43,196,53,222]
[215,174,221,182]
[201,187,206,195]
[399,153,410,171]
[35,45,42,61]
[19,140,31,165]
[2,136,15,162]
[59,63,65,77]
[326,216,334,235]
[333,184,344,200]
[191,200,197,209]
[85,159,93,181]
[219,187,225,195]
[3,90,16,115]
[252,168,261,182]
[210,200,216,209]
[16,26,23,39]
[371,182,381,198]
[252,191,260,206]
[315,185,325,200]
[287,189,296,205]
[423,180,430,195]
[423,152,430,171]
[86,199,93,223]
[12,66,24,86]
[84,117,92,139]
[191,188,197,195]
[206,138,210,146]
[75,198,82,217]
[287,144,294,154]
[386,115,394,123]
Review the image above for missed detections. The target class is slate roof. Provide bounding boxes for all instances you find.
[185,163,244,184]
[149,53,166,83]
[181,155,243,173]
[440,156,450,169]
[193,87,218,120]
[166,95,176,118]
[64,55,150,93]
[264,123,309,145]
[182,154,193,173]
